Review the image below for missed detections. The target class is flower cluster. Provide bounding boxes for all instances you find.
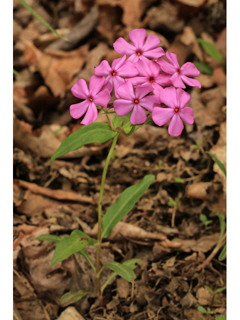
[70,29,201,136]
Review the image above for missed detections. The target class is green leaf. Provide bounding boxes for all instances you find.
[112,112,132,133]
[193,62,213,75]
[197,38,223,63]
[35,234,61,243]
[122,259,142,269]
[206,308,214,314]
[13,69,19,75]
[174,177,185,184]
[198,306,207,314]
[77,248,96,271]
[206,151,226,176]
[215,286,226,294]
[50,123,117,163]
[205,286,214,295]
[51,235,89,267]
[101,175,155,238]
[158,161,162,168]
[216,315,226,320]
[60,290,92,307]
[217,212,226,240]
[71,230,97,245]
[17,0,70,42]
[200,214,207,223]
[218,244,226,261]
[214,298,221,303]
[105,262,136,282]
[168,200,175,207]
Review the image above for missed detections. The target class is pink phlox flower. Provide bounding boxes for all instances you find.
[113,29,165,63]
[113,81,159,125]
[152,87,194,137]
[128,58,172,91]
[94,55,138,98]
[157,51,201,89]
[70,75,111,125]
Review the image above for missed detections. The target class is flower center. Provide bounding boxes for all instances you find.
[136,50,142,56]
[111,70,117,76]
[174,107,179,113]
[89,97,93,102]
[149,76,155,83]
[177,69,181,75]
[134,99,139,104]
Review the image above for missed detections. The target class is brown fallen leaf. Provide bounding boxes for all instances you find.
[196,287,213,305]
[146,2,184,33]
[189,88,217,128]
[176,0,207,7]
[187,182,213,200]
[117,278,130,299]
[15,179,93,204]
[22,39,89,97]
[209,122,226,192]
[171,233,220,252]
[196,74,214,88]
[56,307,86,320]
[90,221,167,241]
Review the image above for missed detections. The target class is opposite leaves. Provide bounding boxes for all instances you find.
[50,123,118,163]
[101,175,155,238]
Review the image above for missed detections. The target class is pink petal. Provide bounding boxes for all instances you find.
[148,60,161,77]
[135,85,152,100]
[180,62,200,77]
[71,79,89,99]
[157,57,177,74]
[140,95,159,112]
[152,106,174,126]
[117,62,138,77]
[113,37,136,55]
[127,54,140,63]
[89,75,105,96]
[81,103,98,125]
[70,100,89,119]
[127,76,147,86]
[102,78,113,93]
[113,99,134,116]
[135,59,149,76]
[176,88,191,109]
[94,60,111,76]
[179,107,194,124]
[160,87,177,108]
[142,34,160,51]
[130,105,147,125]
[181,75,201,88]
[129,29,146,49]
[113,76,125,98]
[117,81,135,100]
[93,89,111,108]
[166,52,180,69]
[153,85,164,102]
[168,114,184,137]
[170,73,186,88]
[155,73,172,86]
[143,47,165,59]
[112,55,127,71]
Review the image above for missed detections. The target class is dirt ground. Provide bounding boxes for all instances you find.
[13,0,226,319]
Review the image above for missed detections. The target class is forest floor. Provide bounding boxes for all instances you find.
[13,0,226,319]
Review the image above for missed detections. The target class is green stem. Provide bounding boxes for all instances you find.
[95,133,119,297]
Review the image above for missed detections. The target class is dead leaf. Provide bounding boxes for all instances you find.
[90,221,167,241]
[56,307,86,320]
[180,292,198,308]
[23,39,89,97]
[196,287,213,305]
[209,122,226,192]
[117,278,130,299]
[187,182,213,200]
